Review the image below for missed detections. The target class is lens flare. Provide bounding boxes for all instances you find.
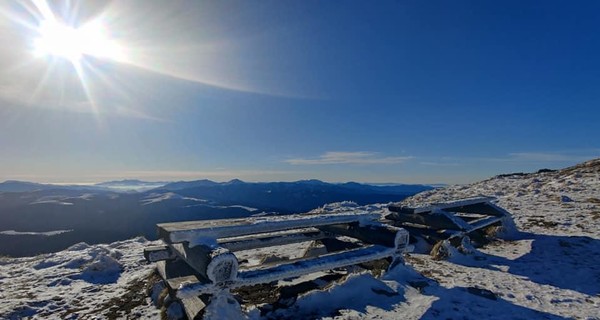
[33,19,123,63]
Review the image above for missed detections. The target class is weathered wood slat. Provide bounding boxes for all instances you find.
[157,260,198,281]
[318,223,409,250]
[441,203,506,217]
[386,209,471,230]
[412,197,497,214]
[247,244,387,281]
[177,245,397,298]
[466,216,503,232]
[181,297,206,320]
[164,276,199,292]
[158,213,380,244]
[219,230,329,252]
[155,261,207,319]
[391,224,462,242]
[144,245,175,263]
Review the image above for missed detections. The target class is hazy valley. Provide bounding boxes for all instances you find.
[0,179,431,257]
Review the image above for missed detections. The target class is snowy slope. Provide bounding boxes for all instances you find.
[262,159,600,319]
[0,237,162,319]
[1,159,599,319]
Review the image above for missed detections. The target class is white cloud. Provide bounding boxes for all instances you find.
[419,161,461,167]
[285,152,413,165]
[506,152,595,163]
[418,151,599,167]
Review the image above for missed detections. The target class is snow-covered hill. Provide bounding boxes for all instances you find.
[1,159,599,319]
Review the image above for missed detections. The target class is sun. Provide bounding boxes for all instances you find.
[33,19,123,63]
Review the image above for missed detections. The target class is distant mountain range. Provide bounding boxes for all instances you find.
[0,179,433,256]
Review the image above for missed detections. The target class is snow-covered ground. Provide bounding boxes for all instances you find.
[1,159,599,319]
[0,237,162,319]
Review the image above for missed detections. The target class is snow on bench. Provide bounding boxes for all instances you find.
[386,197,515,254]
[145,212,409,319]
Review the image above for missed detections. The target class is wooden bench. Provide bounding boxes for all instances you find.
[145,212,409,319]
[386,197,513,252]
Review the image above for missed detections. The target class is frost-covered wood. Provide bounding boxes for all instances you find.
[170,242,239,284]
[177,245,398,298]
[149,212,410,319]
[386,208,471,230]
[181,297,206,320]
[387,197,514,255]
[466,216,503,232]
[143,245,175,262]
[158,212,380,244]
[318,223,409,251]
[403,196,498,214]
[219,230,328,252]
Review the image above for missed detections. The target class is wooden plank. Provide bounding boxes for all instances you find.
[386,209,471,230]
[441,202,506,217]
[389,197,497,215]
[159,213,380,244]
[156,260,207,287]
[237,245,395,286]
[219,230,328,252]
[177,245,397,298]
[414,197,497,213]
[391,224,463,243]
[466,216,503,232]
[155,262,207,319]
[144,245,175,263]
[318,223,407,249]
[181,297,206,320]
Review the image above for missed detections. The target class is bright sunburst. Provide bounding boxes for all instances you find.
[33,19,123,63]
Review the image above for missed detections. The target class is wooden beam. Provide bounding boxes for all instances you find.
[177,245,397,298]
[144,245,175,263]
[181,297,206,320]
[441,203,506,217]
[238,245,396,286]
[219,230,329,252]
[466,216,503,232]
[318,223,408,250]
[170,242,239,284]
[390,224,462,243]
[389,197,498,214]
[155,261,207,320]
[156,260,207,289]
[386,209,471,230]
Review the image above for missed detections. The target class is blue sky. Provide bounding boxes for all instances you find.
[0,0,599,184]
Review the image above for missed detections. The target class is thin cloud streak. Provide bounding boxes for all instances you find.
[418,151,599,167]
[419,161,461,167]
[505,152,596,163]
[286,152,414,165]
